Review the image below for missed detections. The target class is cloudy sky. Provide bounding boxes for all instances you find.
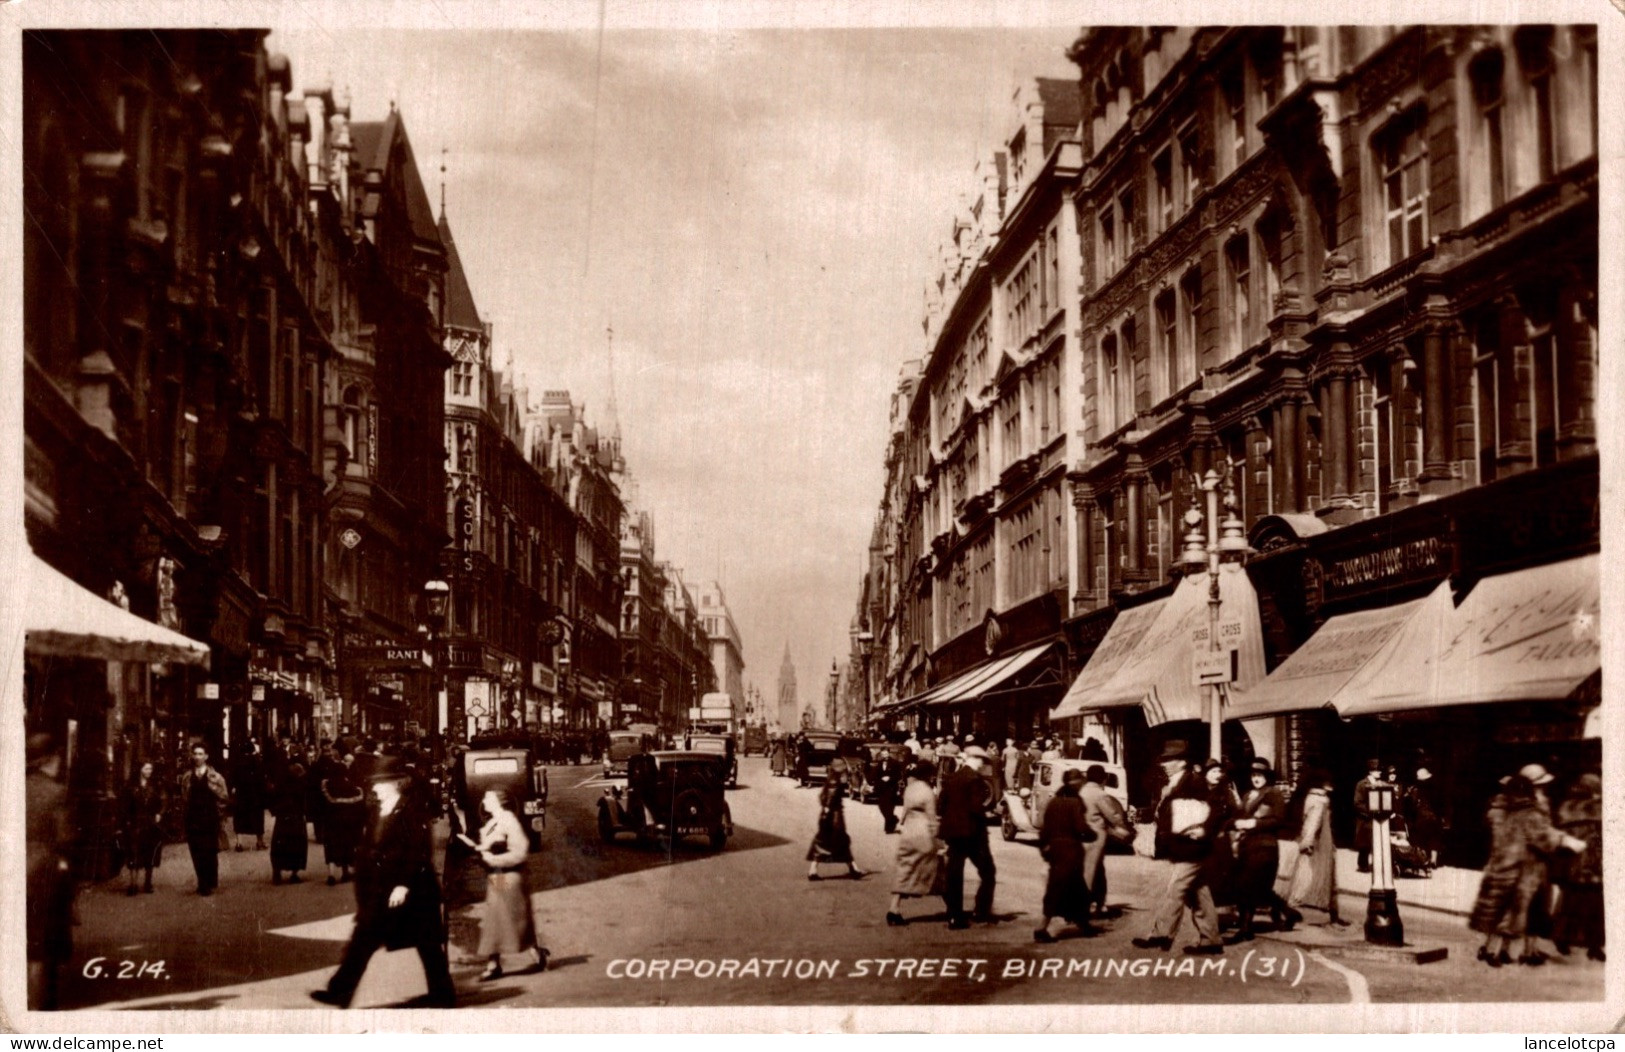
[267,9,1079,716]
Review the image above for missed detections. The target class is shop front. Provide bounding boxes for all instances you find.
[1232,457,1600,866]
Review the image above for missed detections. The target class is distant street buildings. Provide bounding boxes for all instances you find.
[21,30,742,867]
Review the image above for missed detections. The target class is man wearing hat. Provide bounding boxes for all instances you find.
[1354,759,1383,873]
[312,758,455,1009]
[1133,743,1224,955]
[1035,767,1095,942]
[1080,763,1134,917]
[937,745,997,930]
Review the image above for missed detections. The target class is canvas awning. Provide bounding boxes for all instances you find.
[925,640,1057,708]
[1334,554,1599,717]
[25,553,212,668]
[1225,590,1440,719]
[1052,563,1268,726]
[1049,598,1168,720]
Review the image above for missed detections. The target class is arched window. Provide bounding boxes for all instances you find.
[1514,26,1558,180]
[1469,48,1507,210]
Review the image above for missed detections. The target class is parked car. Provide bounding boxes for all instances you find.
[793,731,867,787]
[686,731,738,788]
[998,758,1129,845]
[596,751,734,851]
[603,729,653,778]
[741,724,769,756]
[458,741,549,851]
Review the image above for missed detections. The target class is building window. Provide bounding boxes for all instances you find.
[1177,265,1201,389]
[1222,66,1247,171]
[1120,317,1140,416]
[1527,302,1559,468]
[1046,227,1059,316]
[1372,361,1395,511]
[1152,146,1175,233]
[1516,26,1558,180]
[1225,234,1251,353]
[1001,391,1021,466]
[452,359,475,397]
[1470,48,1507,210]
[1118,187,1137,256]
[1471,312,1500,484]
[1178,119,1201,208]
[1100,208,1117,276]
[1377,109,1428,266]
[1100,333,1120,434]
[1154,288,1177,404]
[1257,210,1284,319]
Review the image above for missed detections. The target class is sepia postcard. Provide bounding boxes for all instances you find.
[2,0,1620,1036]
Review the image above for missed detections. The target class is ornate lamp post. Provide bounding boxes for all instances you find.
[1365,778,1404,945]
[1181,461,1248,764]
[421,579,450,750]
[851,626,874,730]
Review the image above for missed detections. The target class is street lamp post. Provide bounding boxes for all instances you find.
[828,660,840,731]
[851,628,874,730]
[421,579,450,752]
[1365,779,1405,945]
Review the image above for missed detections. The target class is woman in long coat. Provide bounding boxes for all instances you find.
[769,736,787,777]
[1230,760,1301,939]
[322,753,367,885]
[886,761,941,925]
[269,761,310,883]
[1034,768,1096,942]
[806,759,863,880]
[470,789,545,981]
[1470,774,1586,967]
[1553,773,1604,961]
[1200,760,1240,909]
[231,742,268,851]
[1286,768,1341,923]
[122,761,166,896]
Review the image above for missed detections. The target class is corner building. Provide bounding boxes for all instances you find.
[1053,26,1596,862]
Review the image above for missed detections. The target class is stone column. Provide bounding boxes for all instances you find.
[1273,392,1302,512]
[1419,319,1455,489]
[1072,484,1096,612]
[1123,473,1144,575]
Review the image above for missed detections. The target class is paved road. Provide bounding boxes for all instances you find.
[58,755,1604,1011]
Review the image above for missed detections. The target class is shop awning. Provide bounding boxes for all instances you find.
[1335,554,1600,717]
[1225,591,1439,719]
[925,640,1058,708]
[1050,598,1168,720]
[1053,564,1268,726]
[26,553,212,668]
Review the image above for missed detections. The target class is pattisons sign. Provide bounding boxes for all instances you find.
[1303,535,1450,612]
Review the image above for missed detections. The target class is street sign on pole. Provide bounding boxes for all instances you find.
[1192,650,1235,685]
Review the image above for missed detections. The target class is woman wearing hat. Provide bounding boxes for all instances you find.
[463,788,546,981]
[886,760,943,925]
[807,759,864,881]
[1284,767,1342,925]
[1034,767,1097,942]
[1469,771,1586,967]
[1229,760,1301,940]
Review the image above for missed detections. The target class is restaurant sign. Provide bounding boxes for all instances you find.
[349,645,431,671]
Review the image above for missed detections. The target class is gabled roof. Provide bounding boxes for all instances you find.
[438,213,482,331]
[349,110,442,248]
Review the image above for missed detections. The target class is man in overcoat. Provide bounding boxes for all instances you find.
[312,758,455,1008]
[176,743,230,895]
[1080,763,1135,917]
[937,745,996,929]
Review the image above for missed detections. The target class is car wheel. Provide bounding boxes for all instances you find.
[597,809,615,843]
[1000,811,1018,842]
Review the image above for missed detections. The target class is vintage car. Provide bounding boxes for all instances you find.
[998,758,1129,845]
[741,724,769,756]
[685,732,738,788]
[458,741,550,851]
[793,731,867,787]
[603,729,654,778]
[597,751,734,850]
